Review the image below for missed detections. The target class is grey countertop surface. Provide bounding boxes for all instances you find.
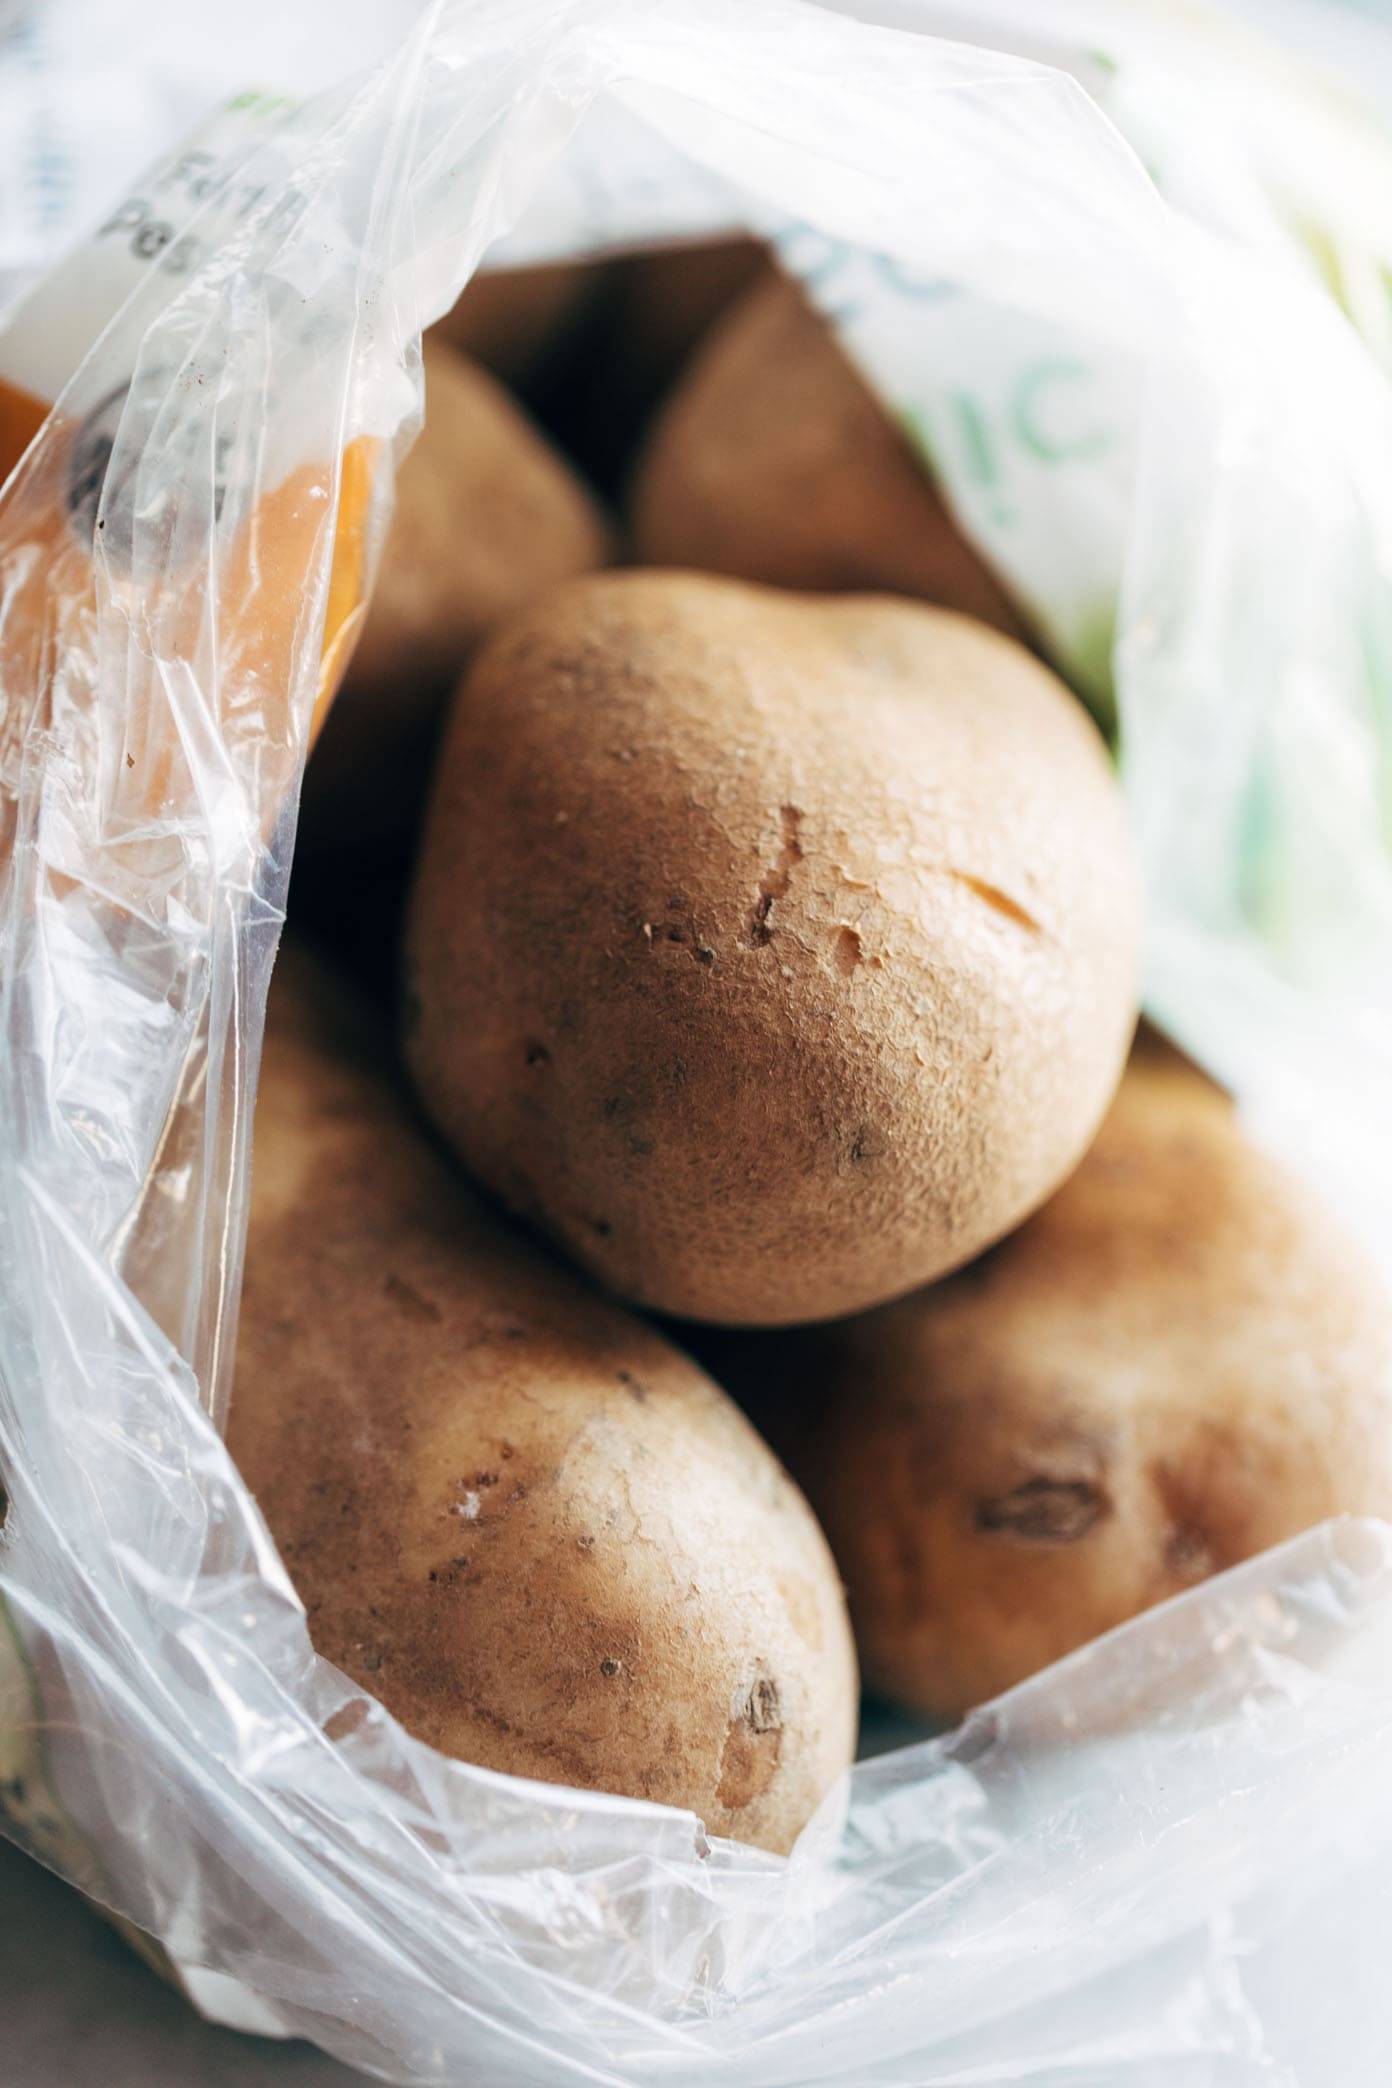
[0,1839,363,2086]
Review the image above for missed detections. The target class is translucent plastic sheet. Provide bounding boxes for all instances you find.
[2,1,1392,2079]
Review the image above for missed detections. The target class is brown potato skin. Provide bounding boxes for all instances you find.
[698,1041,1392,1720]
[302,340,610,844]
[228,949,856,1854]
[630,273,1027,642]
[405,569,1139,1325]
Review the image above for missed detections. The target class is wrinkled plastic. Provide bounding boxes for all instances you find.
[3,1,1392,2080]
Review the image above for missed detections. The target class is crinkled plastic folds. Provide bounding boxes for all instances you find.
[3,2,1392,2080]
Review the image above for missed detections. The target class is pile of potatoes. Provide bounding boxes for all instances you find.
[250,248,1392,1855]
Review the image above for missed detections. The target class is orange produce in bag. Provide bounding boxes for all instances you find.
[0,91,384,880]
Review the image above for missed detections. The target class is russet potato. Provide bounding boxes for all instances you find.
[405,569,1138,1324]
[698,1039,1392,1720]
[229,949,856,1852]
[302,339,610,844]
[630,272,1026,641]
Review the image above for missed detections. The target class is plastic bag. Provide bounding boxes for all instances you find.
[3,0,1392,2078]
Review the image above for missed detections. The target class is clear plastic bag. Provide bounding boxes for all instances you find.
[3,1,1392,2079]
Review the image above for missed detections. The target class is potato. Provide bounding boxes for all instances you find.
[228,947,856,1853]
[629,273,1026,641]
[698,1039,1392,1721]
[405,569,1139,1325]
[301,339,610,845]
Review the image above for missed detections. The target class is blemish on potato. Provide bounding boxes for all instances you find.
[832,925,862,976]
[479,1313,528,1344]
[1165,1523,1215,1581]
[850,1125,886,1164]
[748,803,804,946]
[748,1676,782,1732]
[946,869,1042,937]
[715,1677,785,1809]
[384,1272,442,1325]
[975,1476,1108,1542]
